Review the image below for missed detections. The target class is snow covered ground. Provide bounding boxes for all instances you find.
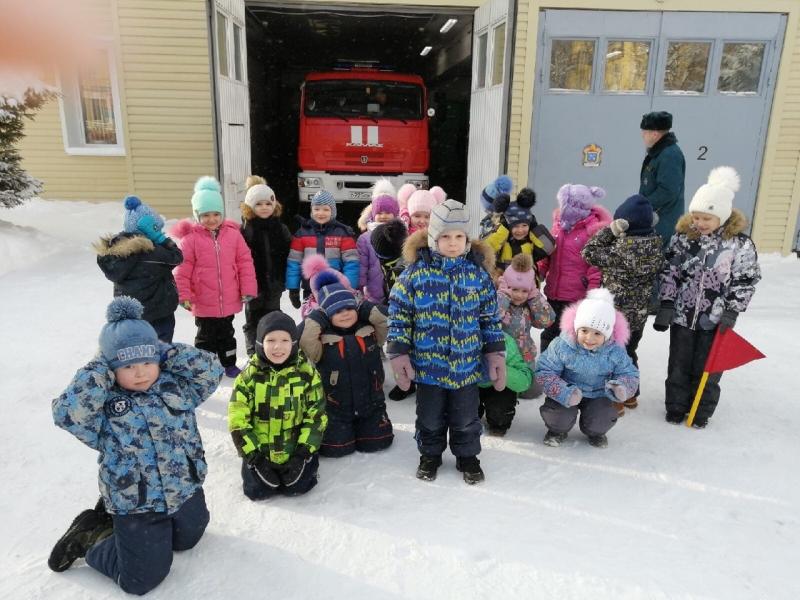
[1,199,798,600]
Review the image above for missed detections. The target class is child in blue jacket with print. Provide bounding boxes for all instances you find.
[535,288,639,448]
[49,297,223,595]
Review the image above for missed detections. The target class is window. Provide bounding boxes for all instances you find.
[549,39,595,91]
[718,42,766,94]
[603,40,650,93]
[663,41,711,93]
[476,32,488,89]
[233,23,243,82]
[216,12,229,77]
[491,23,506,86]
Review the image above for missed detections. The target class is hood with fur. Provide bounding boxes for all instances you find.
[402,228,495,273]
[676,208,747,240]
[93,233,154,257]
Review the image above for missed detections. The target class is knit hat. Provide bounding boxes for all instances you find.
[255,311,298,364]
[371,194,399,218]
[123,196,163,234]
[504,202,532,228]
[614,194,654,236]
[311,189,337,219]
[99,297,159,370]
[640,111,672,131]
[371,218,407,259]
[191,176,224,219]
[480,175,513,212]
[244,183,276,209]
[557,183,606,231]
[407,189,438,216]
[574,288,617,340]
[371,178,396,200]
[315,270,358,317]
[503,254,536,292]
[689,166,740,224]
[428,199,470,251]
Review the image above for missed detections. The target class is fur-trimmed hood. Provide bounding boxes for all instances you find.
[401,228,496,273]
[93,233,154,257]
[550,204,613,238]
[169,218,241,240]
[559,301,631,347]
[676,208,748,240]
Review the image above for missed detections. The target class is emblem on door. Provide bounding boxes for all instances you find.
[360,155,369,164]
[582,143,602,168]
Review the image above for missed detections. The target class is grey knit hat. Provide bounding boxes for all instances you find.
[427,199,471,252]
[311,189,337,219]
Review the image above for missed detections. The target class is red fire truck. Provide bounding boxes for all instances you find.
[297,69,431,203]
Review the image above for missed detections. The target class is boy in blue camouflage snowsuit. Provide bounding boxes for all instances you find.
[50,296,223,595]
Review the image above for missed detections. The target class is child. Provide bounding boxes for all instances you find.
[388,199,506,484]
[229,311,327,499]
[358,180,401,303]
[538,183,612,351]
[582,194,664,415]
[286,189,359,309]
[496,254,555,399]
[399,185,446,235]
[171,176,257,378]
[240,176,292,356]
[370,218,408,302]
[300,254,362,319]
[299,270,394,457]
[653,166,761,428]
[478,332,534,436]
[50,297,223,594]
[478,175,514,238]
[94,195,183,342]
[535,288,639,448]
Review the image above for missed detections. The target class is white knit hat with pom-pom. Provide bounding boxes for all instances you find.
[574,288,617,340]
[689,166,740,223]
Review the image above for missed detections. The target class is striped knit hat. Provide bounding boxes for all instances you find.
[314,270,357,317]
[428,198,471,252]
[311,189,337,219]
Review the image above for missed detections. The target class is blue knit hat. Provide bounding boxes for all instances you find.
[191,176,225,219]
[123,196,163,234]
[614,194,654,236]
[480,175,513,212]
[311,189,337,219]
[99,297,159,370]
[315,270,357,317]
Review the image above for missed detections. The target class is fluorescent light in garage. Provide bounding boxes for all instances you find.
[440,19,458,33]
[420,46,432,56]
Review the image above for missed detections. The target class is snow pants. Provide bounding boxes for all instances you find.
[85,489,209,596]
[540,396,618,437]
[242,289,283,357]
[240,455,319,500]
[478,386,518,431]
[150,314,176,344]
[665,324,723,421]
[625,328,644,398]
[415,383,481,458]
[195,315,236,368]
[539,300,570,352]
[320,408,394,458]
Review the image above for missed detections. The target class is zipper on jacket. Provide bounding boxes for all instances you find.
[690,241,710,330]
[213,229,224,315]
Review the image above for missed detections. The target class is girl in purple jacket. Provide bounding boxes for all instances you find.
[357,179,402,303]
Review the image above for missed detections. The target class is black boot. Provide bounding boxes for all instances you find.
[416,454,442,481]
[388,382,416,401]
[543,430,567,447]
[587,434,608,448]
[456,456,485,485]
[48,498,113,572]
[665,411,685,425]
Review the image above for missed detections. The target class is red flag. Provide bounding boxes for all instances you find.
[704,328,765,373]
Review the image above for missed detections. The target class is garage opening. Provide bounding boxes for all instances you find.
[244,3,474,226]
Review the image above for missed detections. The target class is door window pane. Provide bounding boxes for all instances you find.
[603,40,650,92]
[476,32,488,89]
[216,12,229,77]
[718,42,766,93]
[663,41,711,93]
[549,39,595,91]
[491,23,506,86]
[78,50,117,144]
[233,23,243,82]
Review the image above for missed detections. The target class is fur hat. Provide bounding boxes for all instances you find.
[123,196,163,234]
[557,183,606,231]
[244,183,276,209]
[99,297,159,370]
[503,254,536,292]
[314,270,358,317]
[311,189,337,219]
[255,311,298,364]
[371,218,407,260]
[689,166,740,224]
[407,189,438,216]
[428,199,470,251]
[574,288,617,340]
[191,176,224,219]
[504,203,532,228]
[481,175,513,212]
[640,111,672,131]
[614,194,654,236]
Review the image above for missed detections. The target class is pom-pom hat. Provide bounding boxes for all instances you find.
[689,166,740,224]
[123,196,163,234]
[481,175,513,212]
[503,254,536,292]
[99,297,159,370]
[191,176,225,219]
[574,288,617,340]
[314,270,358,317]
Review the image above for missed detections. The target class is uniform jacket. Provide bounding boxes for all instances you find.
[478,332,533,393]
[581,226,665,332]
[94,233,183,323]
[240,215,292,299]
[496,279,555,367]
[286,218,359,292]
[639,132,686,245]
[535,306,638,407]
[171,219,257,318]
[660,209,761,330]
[357,231,386,303]
[52,343,223,515]
[538,205,612,302]
[229,351,326,464]
[387,230,505,389]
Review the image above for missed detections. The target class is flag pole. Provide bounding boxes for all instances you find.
[686,371,709,428]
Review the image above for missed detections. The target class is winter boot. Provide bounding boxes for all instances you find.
[486,426,508,437]
[456,456,485,485]
[543,430,567,447]
[614,402,625,417]
[587,434,608,448]
[416,454,442,481]
[389,381,416,401]
[48,498,113,572]
[623,397,639,409]
[691,417,708,429]
[665,411,685,425]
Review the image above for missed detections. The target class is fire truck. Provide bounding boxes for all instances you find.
[297,69,431,203]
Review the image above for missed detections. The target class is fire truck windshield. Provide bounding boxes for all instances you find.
[304,80,423,121]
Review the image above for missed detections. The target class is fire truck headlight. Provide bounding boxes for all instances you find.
[299,177,321,188]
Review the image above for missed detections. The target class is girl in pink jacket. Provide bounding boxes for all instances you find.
[538,183,611,351]
[171,176,257,377]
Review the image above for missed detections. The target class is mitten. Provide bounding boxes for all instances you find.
[653,301,674,332]
[180,300,192,311]
[289,289,302,309]
[280,446,312,487]
[136,214,167,244]
[606,380,627,402]
[718,309,738,333]
[609,219,629,238]
[389,354,415,391]
[485,351,507,391]
[249,454,280,489]
[567,388,583,407]
[241,295,255,303]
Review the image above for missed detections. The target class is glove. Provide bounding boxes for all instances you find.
[248,454,280,489]
[609,218,629,238]
[136,214,167,244]
[389,354,415,391]
[606,380,627,402]
[653,301,674,332]
[280,446,312,487]
[289,289,302,309]
[567,388,583,407]
[485,351,507,391]
[241,295,255,303]
[180,300,192,311]
[718,309,738,333]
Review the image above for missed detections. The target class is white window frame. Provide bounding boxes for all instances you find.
[57,42,125,156]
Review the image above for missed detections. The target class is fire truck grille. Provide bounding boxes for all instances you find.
[324,151,405,170]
